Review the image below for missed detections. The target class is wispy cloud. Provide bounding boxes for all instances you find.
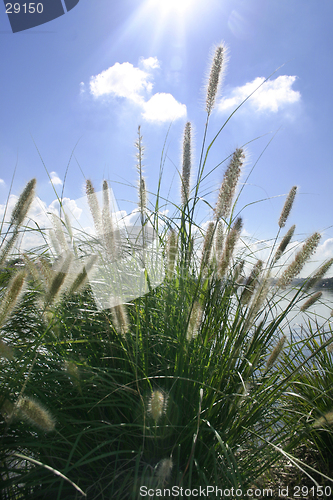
[89,57,186,123]
[0,179,5,186]
[49,171,62,186]
[218,75,301,114]
[139,56,160,70]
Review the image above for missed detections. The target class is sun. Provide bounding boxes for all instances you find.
[146,0,198,18]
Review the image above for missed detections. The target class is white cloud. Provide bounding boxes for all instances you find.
[142,93,187,122]
[49,171,62,186]
[89,58,186,123]
[312,238,333,264]
[218,75,301,114]
[0,179,5,186]
[140,56,160,70]
[90,62,152,103]
[49,197,83,222]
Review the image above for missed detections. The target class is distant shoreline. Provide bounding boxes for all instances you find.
[292,277,333,291]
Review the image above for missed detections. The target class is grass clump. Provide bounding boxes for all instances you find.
[0,42,333,500]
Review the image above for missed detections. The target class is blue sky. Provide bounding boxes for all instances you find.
[1,0,333,276]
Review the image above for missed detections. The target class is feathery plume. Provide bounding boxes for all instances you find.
[139,177,147,216]
[206,44,226,116]
[135,126,147,221]
[240,260,263,305]
[0,340,14,360]
[0,232,19,267]
[37,257,53,287]
[64,211,74,245]
[111,304,129,337]
[86,179,102,236]
[187,301,203,341]
[181,122,192,205]
[266,335,286,371]
[273,224,296,263]
[200,222,215,273]
[156,458,173,486]
[44,252,73,306]
[16,396,55,432]
[215,220,224,262]
[148,390,168,422]
[277,232,321,289]
[214,148,245,221]
[22,253,42,286]
[233,260,244,284]
[69,255,98,294]
[278,186,297,228]
[10,178,36,227]
[166,229,178,279]
[300,291,322,312]
[313,411,333,429]
[102,180,117,261]
[217,217,242,279]
[50,214,69,254]
[0,269,26,329]
[303,258,333,292]
[247,271,271,322]
[48,229,61,256]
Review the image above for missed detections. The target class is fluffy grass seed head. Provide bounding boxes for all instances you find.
[246,271,271,325]
[16,396,55,432]
[69,254,98,294]
[215,220,224,262]
[139,177,147,216]
[278,186,297,228]
[206,43,227,116]
[200,221,215,273]
[111,304,129,337]
[266,335,286,371]
[277,232,321,289]
[217,217,243,279]
[44,252,73,306]
[214,148,245,221]
[187,301,203,341]
[148,390,168,423]
[135,126,147,218]
[156,458,173,485]
[273,224,296,264]
[181,121,192,205]
[313,411,333,429]
[166,229,178,279]
[50,214,69,254]
[240,259,263,305]
[102,180,118,261]
[86,179,102,236]
[233,259,245,284]
[0,269,26,329]
[10,178,36,227]
[300,291,322,312]
[303,258,333,292]
[0,231,19,267]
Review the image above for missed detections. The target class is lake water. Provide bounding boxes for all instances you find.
[270,288,333,343]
